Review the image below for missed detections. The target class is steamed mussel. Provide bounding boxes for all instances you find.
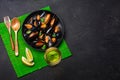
[23,11,63,51]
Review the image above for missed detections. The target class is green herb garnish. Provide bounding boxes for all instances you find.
[40,18,45,22]
[42,44,46,50]
[26,30,31,34]
[39,31,42,36]
[52,33,56,37]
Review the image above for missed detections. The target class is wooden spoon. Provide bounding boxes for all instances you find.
[11,17,20,56]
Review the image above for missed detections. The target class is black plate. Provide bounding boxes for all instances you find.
[22,10,64,51]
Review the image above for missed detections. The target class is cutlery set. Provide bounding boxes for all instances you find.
[4,16,20,56]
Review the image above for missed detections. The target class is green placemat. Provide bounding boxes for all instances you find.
[0,6,72,78]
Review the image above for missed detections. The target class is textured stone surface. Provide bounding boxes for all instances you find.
[0,0,120,80]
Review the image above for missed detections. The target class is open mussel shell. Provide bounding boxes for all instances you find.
[22,10,64,51]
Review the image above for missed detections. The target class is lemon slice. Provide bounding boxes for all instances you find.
[44,47,61,66]
[26,48,33,62]
[22,56,34,66]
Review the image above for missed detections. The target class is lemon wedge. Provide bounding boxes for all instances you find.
[26,48,33,62]
[22,56,34,66]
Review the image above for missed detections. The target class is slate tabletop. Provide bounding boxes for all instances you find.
[0,0,120,80]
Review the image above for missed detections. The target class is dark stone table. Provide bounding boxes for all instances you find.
[0,0,120,80]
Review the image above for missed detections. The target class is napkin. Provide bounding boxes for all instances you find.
[0,6,72,78]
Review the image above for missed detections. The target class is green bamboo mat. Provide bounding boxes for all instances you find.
[0,6,72,78]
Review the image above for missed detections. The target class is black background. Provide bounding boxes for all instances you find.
[0,0,120,80]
